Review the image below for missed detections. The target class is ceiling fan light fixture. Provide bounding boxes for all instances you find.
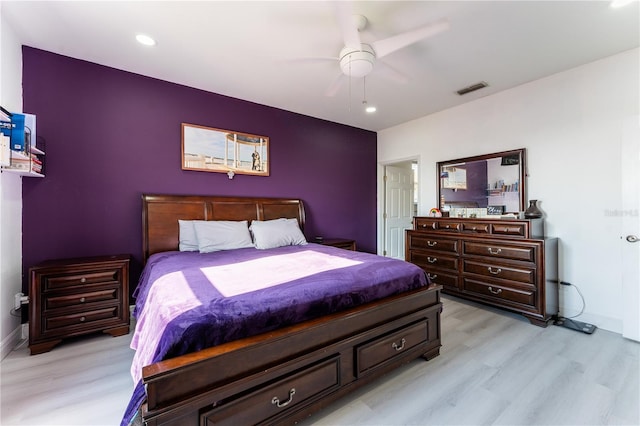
[136,34,156,46]
[339,45,375,78]
[365,105,377,113]
[610,0,635,8]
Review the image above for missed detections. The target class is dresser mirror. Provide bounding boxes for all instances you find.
[437,148,526,217]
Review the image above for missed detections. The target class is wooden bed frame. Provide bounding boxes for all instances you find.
[137,194,442,425]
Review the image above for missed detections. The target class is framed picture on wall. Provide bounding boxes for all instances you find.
[181,123,269,176]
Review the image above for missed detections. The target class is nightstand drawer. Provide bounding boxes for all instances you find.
[44,269,122,292]
[45,288,119,310]
[45,306,120,330]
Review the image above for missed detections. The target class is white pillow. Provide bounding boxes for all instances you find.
[178,220,204,252]
[194,220,254,253]
[250,218,307,250]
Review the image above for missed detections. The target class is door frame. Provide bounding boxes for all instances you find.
[377,156,420,256]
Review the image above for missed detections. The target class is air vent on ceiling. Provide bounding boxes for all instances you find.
[456,81,488,96]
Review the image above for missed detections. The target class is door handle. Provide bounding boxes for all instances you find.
[627,235,639,243]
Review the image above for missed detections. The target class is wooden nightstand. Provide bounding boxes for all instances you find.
[317,238,356,251]
[28,254,130,355]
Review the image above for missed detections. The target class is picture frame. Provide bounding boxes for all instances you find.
[181,123,269,176]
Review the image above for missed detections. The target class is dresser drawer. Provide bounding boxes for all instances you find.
[424,270,459,291]
[463,278,536,307]
[463,260,535,284]
[356,321,428,376]
[463,241,536,262]
[409,251,458,271]
[408,233,459,254]
[45,288,118,310]
[414,218,461,232]
[461,222,490,234]
[43,269,122,292]
[491,223,526,237]
[200,356,340,425]
[45,306,120,331]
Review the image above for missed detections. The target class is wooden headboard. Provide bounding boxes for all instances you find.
[142,194,306,262]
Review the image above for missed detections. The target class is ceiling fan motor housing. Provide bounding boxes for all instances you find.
[339,44,375,78]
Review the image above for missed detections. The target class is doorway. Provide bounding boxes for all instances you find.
[382,160,417,260]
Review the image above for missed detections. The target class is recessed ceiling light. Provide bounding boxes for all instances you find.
[136,34,156,46]
[610,0,635,8]
[365,106,377,113]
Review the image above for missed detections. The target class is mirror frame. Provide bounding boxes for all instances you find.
[436,148,527,215]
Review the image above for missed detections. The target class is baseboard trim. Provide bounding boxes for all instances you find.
[0,324,23,361]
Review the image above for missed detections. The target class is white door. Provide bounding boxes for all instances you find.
[384,165,414,260]
[621,115,639,342]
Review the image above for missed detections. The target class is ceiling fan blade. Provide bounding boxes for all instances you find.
[334,2,361,49]
[372,18,450,59]
[325,73,345,97]
[376,60,409,84]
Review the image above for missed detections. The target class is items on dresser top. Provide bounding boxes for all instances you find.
[406,217,558,327]
[28,254,130,355]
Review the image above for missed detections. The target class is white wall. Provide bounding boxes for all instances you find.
[378,48,639,334]
[1,5,25,359]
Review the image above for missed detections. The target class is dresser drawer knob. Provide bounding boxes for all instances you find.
[272,388,296,408]
[79,297,86,303]
[427,257,437,263]
[487,286,503,295]
[487,267,502,275]
[392,338,406,351]
[80,277,87,283]
[487,247,502,255]
[79,316,86,322]
[427,273,438,280]
[427,241,437,247]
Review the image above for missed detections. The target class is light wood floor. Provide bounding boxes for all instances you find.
[1,296,638,426]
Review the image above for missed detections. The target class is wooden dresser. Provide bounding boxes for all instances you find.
[29,254,130,355]
[406,217,558,326]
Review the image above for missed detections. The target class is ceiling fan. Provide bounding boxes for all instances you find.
[321,2,450,97]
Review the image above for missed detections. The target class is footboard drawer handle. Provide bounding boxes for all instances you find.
[272,388,296,408]
[487,247,502,255]
[487,267,502,275]
[79,316,86,322]
[427,256,437,263]
[427,241,437,247]
[79,297,86,303]
[488,286,502,295]
[392,338,406,351]
[427,273,438,280]
[80,277,87,283]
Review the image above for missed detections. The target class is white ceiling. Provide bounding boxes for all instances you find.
[3,1,639,132]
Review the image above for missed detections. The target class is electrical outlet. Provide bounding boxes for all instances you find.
[14,292,24,310]
[13,293,29,310]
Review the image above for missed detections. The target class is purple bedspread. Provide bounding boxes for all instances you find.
[122,243,428,425]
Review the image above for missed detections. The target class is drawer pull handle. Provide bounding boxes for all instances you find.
[487,247,502,255]
[79,297,86,303]
[488,286,503,295]
[445,225,450,229]
[488,267,502,275]
[427,257,437,263]
[427,273,438,280]
[79,316,86,322]
[472,226,477,231]
[272,388,296,408]
[427,241,437,247]
[392,338,406,351]
[80,277,87,283]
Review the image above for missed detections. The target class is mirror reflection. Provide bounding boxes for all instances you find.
[437,149,526,216]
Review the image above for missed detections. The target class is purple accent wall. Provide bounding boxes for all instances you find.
[21,47,377,296]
